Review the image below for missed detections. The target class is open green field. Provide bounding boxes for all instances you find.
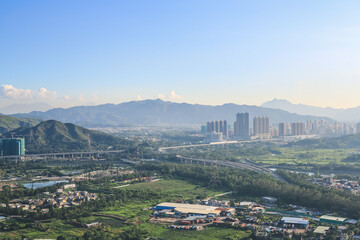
[1,179,249,240]
[126,179,225,198]
[101,179,226,222]
[98,179,249,239]
[136,223,252,240]
[1,219,85,239]
[250,147,355,165]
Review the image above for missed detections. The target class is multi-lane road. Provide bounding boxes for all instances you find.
[176,155,287,183]
[0,150,125,160]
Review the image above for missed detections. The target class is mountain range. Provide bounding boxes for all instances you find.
[262,99,360,122]
[0,102,52,115]
[0,115,42,135]
[12,99,333,127]
[2,120,131,154]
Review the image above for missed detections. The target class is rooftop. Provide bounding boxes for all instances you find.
[184,215,207,221]
[157,202,217,211]
[314,226,330,234]
[156,202,222,215]
[280,217,309,225]
[320,215,347,222]
[174,207,220,215]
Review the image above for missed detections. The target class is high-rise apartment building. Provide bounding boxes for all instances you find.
[234,112,250,139]
[291,122,305,136]
[206,120,228,139]
[223,120,228,138]
[215,121,220,133]
[207,121,215,133]
[278,123,286,137]
[2,138,25,156]
[356,123,360,134]
[253,116,270,137]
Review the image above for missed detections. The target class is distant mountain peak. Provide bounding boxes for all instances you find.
[0,102,52,115]
[11,99,334,127]
[261,99,360,122]
[265,98,292,104]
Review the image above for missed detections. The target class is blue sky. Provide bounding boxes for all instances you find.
[1,0,360,109]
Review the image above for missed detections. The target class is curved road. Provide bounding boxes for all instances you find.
[176,155,288,183]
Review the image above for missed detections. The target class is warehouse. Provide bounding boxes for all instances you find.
[236,201,254,210]
[278,217,309,229]
[319,215,347,225]
[314,226,330,235]
[154,202,221,217]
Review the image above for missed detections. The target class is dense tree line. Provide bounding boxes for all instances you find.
[342,153,360,163]
[136,162,360,219]
[277,170,360,216]
[167,143,277,162]
[287,133,360,149]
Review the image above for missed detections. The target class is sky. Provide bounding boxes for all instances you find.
[1,0,360,109]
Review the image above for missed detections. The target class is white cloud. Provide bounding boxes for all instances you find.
[137,95,142,101]
[64,95,71,100]
[1,85,57,100]
[156,90,183,101]
[156,93,166,100]
[1,85,32,99]
[168,90,183,100]
[38,87,57,99]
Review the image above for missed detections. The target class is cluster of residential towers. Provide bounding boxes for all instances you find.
[204,112,310,142]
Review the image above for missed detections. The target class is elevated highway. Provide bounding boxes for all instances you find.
[0,150,125,161]
[175,155,287,183]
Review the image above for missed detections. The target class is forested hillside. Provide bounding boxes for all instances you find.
[0,115,41,135]
[2,120,131,153]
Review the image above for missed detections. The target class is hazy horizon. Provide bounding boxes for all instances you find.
[2,1,360,109]
[0,97,357,112]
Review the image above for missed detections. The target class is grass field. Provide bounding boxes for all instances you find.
[249,147,355,165]
[137,223,253,240]
[1,179,247,239]
[126,178,225,198]
[2,219,85,239]
[99,179,250,239]
[101,179,226,223]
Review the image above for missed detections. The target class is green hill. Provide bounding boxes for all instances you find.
[0,115,42,135]
[3,120,130,154]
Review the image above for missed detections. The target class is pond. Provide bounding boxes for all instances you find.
[23,180,69,189]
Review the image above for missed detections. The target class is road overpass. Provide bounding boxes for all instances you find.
[0,150,125,161]
[159,138,288,152]
[175,155,287,183]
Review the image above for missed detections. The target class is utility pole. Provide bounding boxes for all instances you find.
[87,133,92,150]
[29,129,35,143]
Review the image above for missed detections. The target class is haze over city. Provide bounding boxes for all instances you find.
[3,1,360,239]
[2,0,360,109]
